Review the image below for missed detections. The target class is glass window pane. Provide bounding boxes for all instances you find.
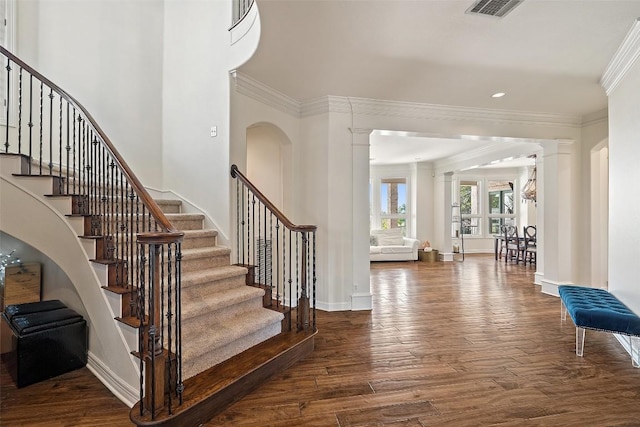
[460,180,479,215]
[487,180,514,214]
[380,178,407,215]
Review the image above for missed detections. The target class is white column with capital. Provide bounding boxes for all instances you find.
[350,128,373,310]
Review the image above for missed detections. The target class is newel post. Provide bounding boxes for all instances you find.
[145,242,166,413]
[136,231,183,418]
[298,233,310,330]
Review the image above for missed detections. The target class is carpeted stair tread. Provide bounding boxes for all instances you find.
[155,199,182,213]
[181,246,231,258]
[181,265,247,289]
[181,309,284,379]
[182,229,218,239]
[181,286,265,320]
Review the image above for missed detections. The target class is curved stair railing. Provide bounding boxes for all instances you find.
[1,45,183,420]
[231,165,316,332]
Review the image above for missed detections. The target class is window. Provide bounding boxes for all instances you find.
[488,180,516,234]
[379,177,407,234]
[459,180,481,235]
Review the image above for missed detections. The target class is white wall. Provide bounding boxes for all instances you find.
[607,42,640,313]
[162,0,260,245]
[17,0,165,188]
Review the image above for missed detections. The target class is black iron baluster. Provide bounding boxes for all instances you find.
[27,75,33,173]
[38,82,43,174]
[257,198,261,284]
[58,95,62,184]
[295,232,300,329]
[17,67,22,153]
[129,189,136,308]
[138,245,146,417]
[80,118,86,199]
[48,88,53,174]
[252,194,256,278]
[275,218,280,309]
[175,242,183,405]
[71,110,76,192]
[269,210,273,298]
[246,187,250,270]
[4,58,10,153]
[65,103,70,194]
[166,244,173,413]
[236,179,240,264]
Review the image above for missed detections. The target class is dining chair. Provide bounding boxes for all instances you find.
[503,225,523,263]
[523,225,537,265]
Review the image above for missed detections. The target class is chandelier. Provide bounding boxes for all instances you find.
[521,165,536,203]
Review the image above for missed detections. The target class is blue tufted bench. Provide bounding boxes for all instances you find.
[558,285,640,367]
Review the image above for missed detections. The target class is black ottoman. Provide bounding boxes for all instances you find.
[2,300,88,388]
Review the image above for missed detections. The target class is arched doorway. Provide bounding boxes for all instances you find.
[246,122,293,215]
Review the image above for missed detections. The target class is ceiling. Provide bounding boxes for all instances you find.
[240,0,640,166]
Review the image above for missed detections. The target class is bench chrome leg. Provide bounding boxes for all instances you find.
[632,336,640,368]
[576,327,585,357]
[561,300,567,321]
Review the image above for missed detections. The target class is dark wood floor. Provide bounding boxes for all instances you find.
[2,255,639,426]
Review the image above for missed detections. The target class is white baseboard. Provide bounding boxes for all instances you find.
[87,351,138,408]
[351,293,373,311]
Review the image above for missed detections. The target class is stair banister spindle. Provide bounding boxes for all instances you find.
[235,179,240,264]
[175,242,184,405]
[65,103,70,194]
[4,58,10,152]
[269,209,273,292]
[48,87,53,174]
[38,82,43,174]
[28,75,33,173]
[58,95,62,181]
[137,245,146,417]
[18,67,22,153]
[275,218,280,308]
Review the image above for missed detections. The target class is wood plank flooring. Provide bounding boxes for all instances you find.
[3,255,639,426]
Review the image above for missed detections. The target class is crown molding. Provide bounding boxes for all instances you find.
[231,71,301,116]
[233,72,582,128]
[601,18,640,96]
[581,108,608,128]
[345,97,582,128]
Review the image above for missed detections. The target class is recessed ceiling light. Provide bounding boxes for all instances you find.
[491,92,506,98]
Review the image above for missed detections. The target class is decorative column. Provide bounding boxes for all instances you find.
[350,128,373,310]
[436,172,455,261]
[539,140,575,295]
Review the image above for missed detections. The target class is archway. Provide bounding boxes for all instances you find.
[246,122,293,215]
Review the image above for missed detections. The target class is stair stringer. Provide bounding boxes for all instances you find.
[0,175,139,407]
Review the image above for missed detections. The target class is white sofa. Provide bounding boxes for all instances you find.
[369,229,419,261]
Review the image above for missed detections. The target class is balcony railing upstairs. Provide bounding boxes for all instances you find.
[231,164,317,333]
[231,0,255,29]
[1,45,183,420]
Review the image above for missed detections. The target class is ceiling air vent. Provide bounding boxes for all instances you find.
[466,0,523,18]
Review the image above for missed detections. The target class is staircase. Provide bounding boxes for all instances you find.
[155,200,284,380]
[1,45,316,426]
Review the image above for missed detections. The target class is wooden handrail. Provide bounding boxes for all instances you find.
[0,45,178,236]
[230,164,316,233]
